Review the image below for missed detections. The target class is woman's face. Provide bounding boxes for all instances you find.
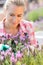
[6,4,24,27]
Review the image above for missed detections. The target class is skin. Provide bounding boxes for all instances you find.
[4,4,25,35]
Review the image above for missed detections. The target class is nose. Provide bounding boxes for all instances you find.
[13,16,16,20]
[12,16,16,23]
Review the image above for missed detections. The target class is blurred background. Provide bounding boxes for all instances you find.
[0,0,43,45]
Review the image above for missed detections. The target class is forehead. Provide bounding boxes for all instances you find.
[7,4,24,14]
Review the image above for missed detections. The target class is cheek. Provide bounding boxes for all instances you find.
[6,15,13,22]
[13,17,21,23]
[6,12,14,21]
[16,17,22,24]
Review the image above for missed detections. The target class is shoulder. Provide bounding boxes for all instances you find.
[0,20,5,36]
[21,19,33,28]
[20,19,34,33]
[0,18,6,29]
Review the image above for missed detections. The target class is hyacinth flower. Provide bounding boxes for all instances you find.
[0,51,5,62]
[5,49,12,56]
[0,55,4,61]
[16,51,23,59]
[19,32,30,44]
[0,50,16,65]
[5,34,11,40]
[1,51,5,56]
[10,53,17,63]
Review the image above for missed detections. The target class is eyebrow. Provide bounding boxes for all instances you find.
[10,13,22,16]
[17,14,22,15]
[10,13,15,16]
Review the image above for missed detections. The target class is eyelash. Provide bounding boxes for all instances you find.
[10,14,15,16]
[10,14,21,17]
[17,15,21,17]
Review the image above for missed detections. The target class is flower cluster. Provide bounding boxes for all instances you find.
[0,44,43,65]
[0,32,43,65]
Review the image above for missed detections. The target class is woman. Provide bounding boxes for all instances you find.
[0,0,37,50]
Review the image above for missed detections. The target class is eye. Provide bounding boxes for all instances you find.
[10,14,15,17]
[17,14,22,17]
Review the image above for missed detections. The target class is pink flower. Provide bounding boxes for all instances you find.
[5,49,11,56]
[24,43,27,46]
[11,53,14,57]
[26,44,29,49]
[0,56,4,61]
[16,51,23,58]
[1,51,5,56]
[10,57,15,62]
[10,53,17,63]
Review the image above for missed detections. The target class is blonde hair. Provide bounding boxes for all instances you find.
[4,0,26,10]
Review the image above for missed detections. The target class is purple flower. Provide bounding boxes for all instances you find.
[10,57,15,62]
[20,36,25,41]
[10,53,17,63]
[11,53,14,57]
[5,49,11,56]
[0,56,4,61]
[1,51,5,56]
[2,37,6,41]
[5,52,8,56]
[24,43,27,45]
[26,45,29,49]
[7,51,11,56]
[6,34,11,39]
[10,57,17,63]
[16,51,23,58]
